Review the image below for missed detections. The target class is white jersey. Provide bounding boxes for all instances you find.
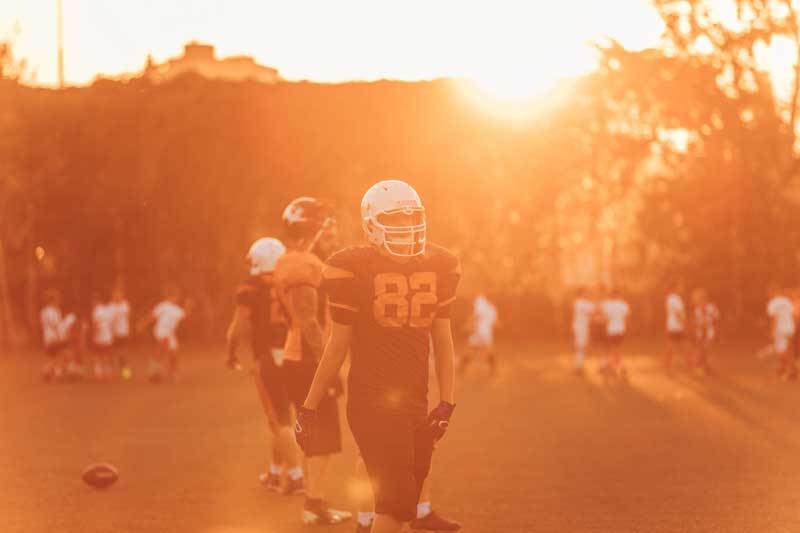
[153,301,186,340]
[602,299,630,335]
[694,303,720,341]
[40,305,65,346]
[110,300,131,338]
[92,304,115,346]
[572,298,595,332]
[767,296,795,336]
[469,295,498,347]
[665,293,686,332]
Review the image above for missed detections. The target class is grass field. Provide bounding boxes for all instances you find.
[3,338,800,533]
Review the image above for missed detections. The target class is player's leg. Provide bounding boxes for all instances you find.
[252,359,291,490]
[486,346,497,377]
[574,327,588,374]
[456,347,473,376]
[165,336,179,382]
[409,476,461,531]
[353,456,375,532]
[348,404,419,533]
[288,362,349,524]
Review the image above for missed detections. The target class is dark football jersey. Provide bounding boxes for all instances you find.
[235,274,288,357]
[323,243,460,413]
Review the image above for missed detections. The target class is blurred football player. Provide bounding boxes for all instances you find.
[91,291,116,380]
[765,285,795,380]
[298,180,461,533]
[110,286,132,379]
[600,288,630,379]
[793,288,800,370]
[690,288,719,377]
[138,287,189,383]
[571,287,595,375]
[39,288,79,382]
[273,197,351,525]
[664,281,689,373]
[225,237,304,493]
[457,292,499,377]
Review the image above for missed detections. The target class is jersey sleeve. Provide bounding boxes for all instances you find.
[275,251,323,290]
[235,279,258,309]
[434,248,461,319]
[322,248,361,325]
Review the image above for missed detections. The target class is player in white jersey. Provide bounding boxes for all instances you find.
[664,282,689,372]
[138,288,189,383]
[766,286,796,380]
[110,287,132,379]
[91,292,116,380]
[691,288,719,377]
[572,287,595,374]
[792,288,800,372]
[458,293,499,377]
[600,289,630,378]
[39,289,78,382]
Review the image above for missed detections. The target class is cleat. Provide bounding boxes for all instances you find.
[259,472,282,492]
[410,510,461,531]
[302,499,351,525]
[282,475,305,495]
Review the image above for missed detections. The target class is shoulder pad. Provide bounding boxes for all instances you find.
[275,250,323,289]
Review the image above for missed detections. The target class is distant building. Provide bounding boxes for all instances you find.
[141,42,280,84]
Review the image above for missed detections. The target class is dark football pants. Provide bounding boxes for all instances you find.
[284,360,342,456]
[347,402,434,522]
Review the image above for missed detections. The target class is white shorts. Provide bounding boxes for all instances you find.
[573,326,589,349]
[774,331,793,354]
[156,334,179,352]
[468,331,494,349]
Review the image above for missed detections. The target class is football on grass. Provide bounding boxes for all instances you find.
[82,463,119,489]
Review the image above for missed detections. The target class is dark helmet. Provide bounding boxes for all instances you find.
[282,197,335,241]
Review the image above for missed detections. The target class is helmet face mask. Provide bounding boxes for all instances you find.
[361,180,427,258]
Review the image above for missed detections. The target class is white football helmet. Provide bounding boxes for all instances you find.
[247,237,286,275]
[361,180,426,257]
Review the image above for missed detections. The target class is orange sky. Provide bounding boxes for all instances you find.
[3,0,665,96]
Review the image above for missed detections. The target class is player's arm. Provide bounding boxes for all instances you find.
[303,322,352,409]
[288,285,325,361]
[225,306,251,367]
[431,318,456,405]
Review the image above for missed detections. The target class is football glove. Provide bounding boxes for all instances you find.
[427,401,456,441]
[295,407,317,455]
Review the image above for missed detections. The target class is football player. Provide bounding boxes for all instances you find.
[39,289,78,382]
[458,292,499,377]
[766,285,796,380]
[664,281,689,373]
[600,288,630,378]
[571,287,595,375]
[225,237,304,493]
[110,287,132,379]
[91,291,116,380]
[138,287,189,383]
[297,180,461,533]
[690,288,719,377]
[273,197,351,525]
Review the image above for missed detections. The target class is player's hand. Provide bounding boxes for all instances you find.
[295,407,317,455]
[226,355,242,371]
[427,401,456,441]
